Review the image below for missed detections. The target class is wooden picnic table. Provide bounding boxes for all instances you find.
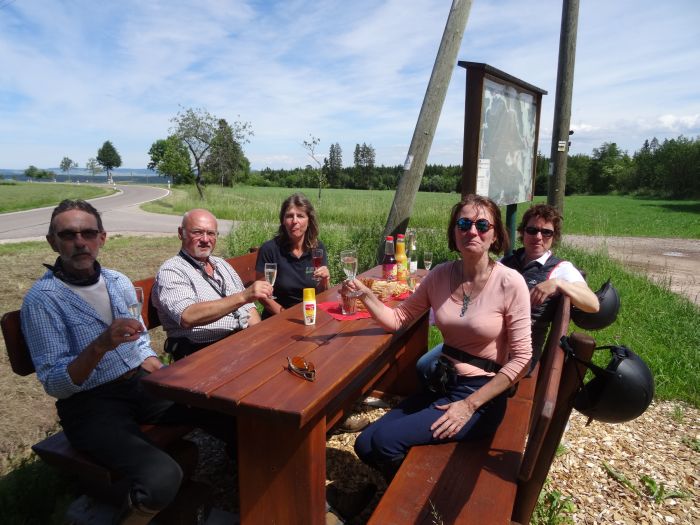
[141,266,430,524]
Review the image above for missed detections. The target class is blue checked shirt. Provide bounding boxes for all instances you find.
[21,268,157,399]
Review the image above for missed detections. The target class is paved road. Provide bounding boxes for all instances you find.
[0,185,233,243]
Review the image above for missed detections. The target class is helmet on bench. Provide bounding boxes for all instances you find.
[571,278,620,331]
[573,344,654,423]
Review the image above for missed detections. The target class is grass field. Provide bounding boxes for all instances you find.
[0,181,115,213]
[144,186,700,239]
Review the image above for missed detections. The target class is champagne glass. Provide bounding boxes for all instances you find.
[264,263,277,299]
[340,249,358,280]
[311,248,324,282]
[128,287,144,319]
[423,251,433,271]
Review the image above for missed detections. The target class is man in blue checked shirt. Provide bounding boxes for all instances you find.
[21,199,233,525]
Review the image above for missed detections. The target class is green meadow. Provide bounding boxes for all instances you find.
[0,181,115,213]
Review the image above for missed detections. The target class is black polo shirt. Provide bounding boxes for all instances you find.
[255,238,328,317]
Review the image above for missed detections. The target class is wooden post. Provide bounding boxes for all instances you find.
[547,0,580,213]
[377,0,473,263]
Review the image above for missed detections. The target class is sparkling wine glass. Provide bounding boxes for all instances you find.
[311,248,324,282]
[128,287,144,319]
[423,251,433,271]
[340,249,359,297]
[264,263,277,299]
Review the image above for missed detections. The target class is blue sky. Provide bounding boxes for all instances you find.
[1,0,698,170]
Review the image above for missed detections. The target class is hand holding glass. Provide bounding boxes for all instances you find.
[311,248,324,282]
[423,251,433,271]
[340,249,360,297]
[264,263,277,299]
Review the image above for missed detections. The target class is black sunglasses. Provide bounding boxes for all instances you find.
[524,226,555,238]
[287,356,316,382]
[56,229,101,240]
[456,217,493,233]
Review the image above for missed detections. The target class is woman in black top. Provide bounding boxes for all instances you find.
[255,193,330,319]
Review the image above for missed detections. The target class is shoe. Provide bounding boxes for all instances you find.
[335,413,370,434]
[326,483,376,522]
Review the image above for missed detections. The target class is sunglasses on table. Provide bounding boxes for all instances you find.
[287,356,316,382]
[56,229,101,240]
[456,217,493,233]
[524,226,555,238]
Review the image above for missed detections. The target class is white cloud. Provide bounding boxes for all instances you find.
[0,0,698,169]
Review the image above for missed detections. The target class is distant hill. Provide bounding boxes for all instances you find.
[0,168,154,177]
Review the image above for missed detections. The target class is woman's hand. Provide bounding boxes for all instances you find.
[431,397,478,439]
[314,265,331,285]
[341,278,370,299]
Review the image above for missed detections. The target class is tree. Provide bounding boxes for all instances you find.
[302,134,326,200]
[327,143,343,187]
[170,106,252,198]
[96,141,122,178]
[85,158,102,179]
[353,143,376,189]
[148,136,194,184]
[203,119,250,187]
[588,142,631,194]
[60,157,78,177]
[24,165,53,179]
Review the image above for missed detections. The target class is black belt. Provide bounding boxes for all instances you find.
[441,344,502,374]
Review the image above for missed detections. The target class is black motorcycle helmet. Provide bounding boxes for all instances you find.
[571,343,655,423]
[571,278,620,330]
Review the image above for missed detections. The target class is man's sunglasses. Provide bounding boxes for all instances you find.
[287,355,316,382]
[56,229,101,240]
[524,226,555,238]
[456,217,493,233]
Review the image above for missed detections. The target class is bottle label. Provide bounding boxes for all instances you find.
[383,263,397,281]
[303,302,316,325]
[410,260,418,273]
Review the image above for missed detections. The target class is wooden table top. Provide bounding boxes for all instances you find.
[142,267,428,428]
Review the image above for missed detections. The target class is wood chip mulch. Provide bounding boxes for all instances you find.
[191,399,699,524]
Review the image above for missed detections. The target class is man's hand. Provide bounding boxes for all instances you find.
[246,280,274,301]
[95,318,144,354]
[140,356,164,372]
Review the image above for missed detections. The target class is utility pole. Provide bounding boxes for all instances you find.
[378,0,473,263]
[547,0,580,213]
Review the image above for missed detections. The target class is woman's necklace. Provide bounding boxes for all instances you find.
[459,265,473,317]
[454,260,494,317]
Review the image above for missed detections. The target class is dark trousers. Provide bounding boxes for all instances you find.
[354,375,507,466]
[56,369,236,511]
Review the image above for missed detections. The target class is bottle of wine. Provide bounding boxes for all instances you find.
[382,236,397,281]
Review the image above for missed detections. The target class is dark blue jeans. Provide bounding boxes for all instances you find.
[354,374,507,467]
[57,369,235,511]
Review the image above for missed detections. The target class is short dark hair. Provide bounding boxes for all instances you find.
[518,204,563,244]
[48,199,104,236]
[447,194,508,255]
[276,193,319,251]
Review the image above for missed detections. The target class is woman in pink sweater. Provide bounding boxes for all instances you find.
[345,194,532,481]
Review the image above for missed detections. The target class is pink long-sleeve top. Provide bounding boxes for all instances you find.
[392,261,532,382]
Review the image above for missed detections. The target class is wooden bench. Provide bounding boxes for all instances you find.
[368,296,598,525]
[0,248,259,500]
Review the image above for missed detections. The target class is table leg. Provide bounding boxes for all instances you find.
[237,414,326,524]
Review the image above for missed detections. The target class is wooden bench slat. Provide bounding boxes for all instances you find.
[369,396,533,525]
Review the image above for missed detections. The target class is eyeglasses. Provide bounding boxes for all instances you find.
[456,217,493,233]
[56,229,101,240]
[187,229,219,239]
[524,226,555,238]
[287,356,316,382]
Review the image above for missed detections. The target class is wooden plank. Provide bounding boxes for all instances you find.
[238,413,326,524]
[369,396,533,525]
[1,310,34,376]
